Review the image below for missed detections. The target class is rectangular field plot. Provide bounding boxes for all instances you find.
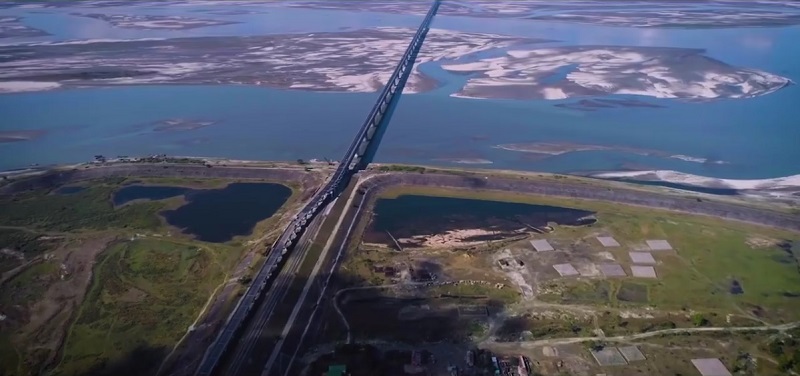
[597,236,621,247]
[598,263,626,277]
[629,252,656,264]
[631,265,657,279]
[591,347,627,366]
[457,305,488,317]
[553,263,579,277]
[646,239,673,251]
[691,358,732,376]
[530,239,554,252]
[618,346,646,362]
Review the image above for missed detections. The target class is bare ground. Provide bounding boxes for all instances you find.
[12,235,115,373]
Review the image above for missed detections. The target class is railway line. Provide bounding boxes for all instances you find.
[194,1,442,375]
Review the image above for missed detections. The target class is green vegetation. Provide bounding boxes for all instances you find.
[378,185,800,323]
[1,261,59,307]
[0,174,300,376]
[0,228,60,273]
[55,239,229,376]
[427,283,520,305]
[375,164,427,173]
[764,328,800,373]
[0,183,163,231]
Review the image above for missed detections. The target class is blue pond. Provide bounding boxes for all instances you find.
[113,183,292,242]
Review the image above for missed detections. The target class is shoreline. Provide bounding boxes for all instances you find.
[4,157,799,188]
[3,158,799,211]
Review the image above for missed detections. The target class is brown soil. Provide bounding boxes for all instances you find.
[14,235,115,373]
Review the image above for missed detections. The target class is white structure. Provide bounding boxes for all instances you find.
[599,263,626,277]
[691,358,732,376]
[530,239,554,252]
[553,263,579,277]
[646,239,673,251]
[629,252,656,264]
[631,265,658,279]
[597,236,621,247]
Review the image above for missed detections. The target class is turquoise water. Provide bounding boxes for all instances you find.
[1,3,799,179]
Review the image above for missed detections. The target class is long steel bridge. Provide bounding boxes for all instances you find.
[194,1,441,375]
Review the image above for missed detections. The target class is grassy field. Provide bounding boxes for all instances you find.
[53,238,230,376]
[373,186,800,324]
[0,175,301,376]
[0,229,61,273]
[0,182,163,232]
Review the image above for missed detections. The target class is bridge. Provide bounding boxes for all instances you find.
[194,1,441,375]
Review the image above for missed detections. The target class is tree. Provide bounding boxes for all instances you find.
[691,313,709,327]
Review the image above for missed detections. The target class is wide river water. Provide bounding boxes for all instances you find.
[1,2,799,179]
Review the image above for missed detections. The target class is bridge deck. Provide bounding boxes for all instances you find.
[194,1,442,375]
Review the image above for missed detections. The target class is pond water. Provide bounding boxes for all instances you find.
[162,182,292,243]
[112,183,291,242]
[367,194,594,246]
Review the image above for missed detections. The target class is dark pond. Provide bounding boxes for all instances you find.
[366,195,595,246]
[113,183,291,242]
[55,186,86,195]
[113,185,191,205]
[163,183,292,243]
[730,279,744,295]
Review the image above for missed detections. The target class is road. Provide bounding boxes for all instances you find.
[485,321,800,350]
[268,174,379,375]
[219,205,329,376]
[195,1,442,374]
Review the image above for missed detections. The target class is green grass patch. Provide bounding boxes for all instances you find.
[0,229,61,273]
[377,186,800,322]
[0,333,21,376]
[54,239,227,376]
[1,261,59,307]
[616,282,649,303]
[539,280,612,306]
[426,283,520,305]
[0,184,163,232]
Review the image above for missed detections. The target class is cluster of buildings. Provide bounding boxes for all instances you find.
[452,349,531,376]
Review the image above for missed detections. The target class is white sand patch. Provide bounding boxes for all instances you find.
[593,170,800,191]
[0,81,61,93]
[440,46,791,101]
[541,87,568,99]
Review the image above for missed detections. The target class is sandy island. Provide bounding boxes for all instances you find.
[441,46,792,101]
[0,130,45,143]
[495,142,727,165]
[0,16,49,39]
[0,28,529,94]
[74,13,239,30]
[151,118,217,132]
[284,0,800,28]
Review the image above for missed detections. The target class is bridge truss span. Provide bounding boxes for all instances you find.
[194,1,441,375]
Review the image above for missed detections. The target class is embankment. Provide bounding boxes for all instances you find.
[0,164,322,195]
[361,172,800,232]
